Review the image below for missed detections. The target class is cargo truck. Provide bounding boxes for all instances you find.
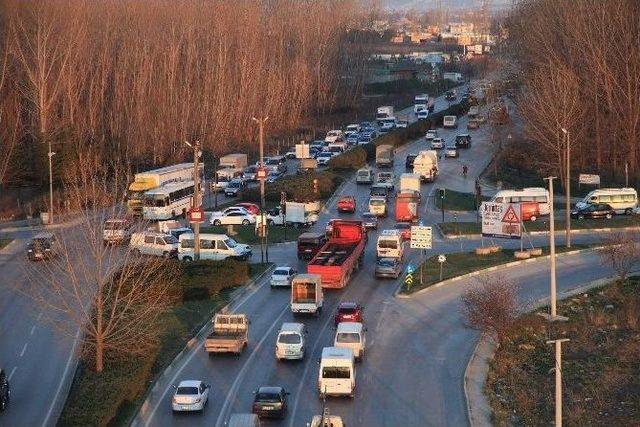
[413,150,439,182]
[204,314,248,354]
[399,173,421,194]
[375,145,394,168]
[291,274,324,316]
[307,220,366,289]
[219,153,248,170]
[376,106,394,125]
[396,192,420,222]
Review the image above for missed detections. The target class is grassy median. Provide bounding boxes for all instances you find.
[487,276,640,426]
[435,189,488,211]
[200,224,305,244]
[0,238,13,249]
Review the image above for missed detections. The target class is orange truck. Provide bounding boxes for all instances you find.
[307,220,366,289]
[396,192,420,222]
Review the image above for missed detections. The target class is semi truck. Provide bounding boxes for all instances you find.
[413,150,439,182]
[291,274,324,316]
[204,314,248,354]
[219,153,248,170]
[375,145,394,168]
[307,220,366,289]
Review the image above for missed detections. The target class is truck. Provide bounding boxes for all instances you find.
[375,145,394,168]
[376,106,394,125]
[307,220,366,289]
[204,314,248,354]
[291,274,324,316]
[219,153,248,170]
[443,72,464,83]
[413,150,439,182]
[296,143,311,159]
[299,158,318,173]
[443,115,458,128]
[399,173,421,194]
[396,191,420,222]
[255,201,319,228]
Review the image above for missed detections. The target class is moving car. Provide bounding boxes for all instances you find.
[171,380,210,413]
[356,167,374,184]
[224,179,245,197]
[26,232,59,261]
[275,323,307,360]
[285,147,297,159]
[394,222,412,240]
[455,134,472,149]
[334,302,363,325]
[309,415,344,427]
[243,165,258,182]
[370,184,390,200]
[376,171,395,190]
[334,321,366,361]
[358,134,372,145]
[416,109,429,120]
[361,212,378,230]
[318,347,355,398]
[0,368,9,411]
[103,218,135,245]
[337,196,356,213]
[571,203,616,220]
[271,266,297,288]
[375,257,402,279]
[368,196,387,217]
[316,152,334,166]
[444,145,459,158]
[431,138,444,149]
[405,154,417,170]
[325,130,344,143]
[346,133,359,145]
[396,120,409,128]
[210,208,255,226]
[252,386,289,419]
[425,129,438,140]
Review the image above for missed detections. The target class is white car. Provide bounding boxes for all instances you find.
[172,380,210,413]
[270,266,297,288]
[444,145,459,158]
[431,138,444,149]
[376,171,395,190]
[416,109,428,120]
[345,124,360,136]
[396,120,409,128]
[425,129,438,140]
[210,207,256,226]
[324,130,344,143]
[316,152,334,166]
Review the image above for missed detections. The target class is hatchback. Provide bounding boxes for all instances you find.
[337,196,356,213]
[334,302,363,325]
[252,386,289,419]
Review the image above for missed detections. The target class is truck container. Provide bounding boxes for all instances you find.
[399,173,421,194]
[307,220,366,289]
[413,150,439,182]
[291,274,324,316]
[204,314,248,354]
[376,106,394,124]
[219,153,248,170]
[296,143,311,159]
[375,145,394,168]
[396,192,420,222]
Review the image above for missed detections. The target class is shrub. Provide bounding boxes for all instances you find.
[327,146,367,170]
[174,259,250,300]
[241,171,341,203]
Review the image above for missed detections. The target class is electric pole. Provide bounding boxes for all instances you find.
[546,338,570,427]
[48,144,55,225]
[544,176,558,317]
[561,128,571,248]
[185,140,202,261]
[253,116,269,263]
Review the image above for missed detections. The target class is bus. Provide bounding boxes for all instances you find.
[127,163,200,216]
[490,187,550,216]
[142,181,197,221]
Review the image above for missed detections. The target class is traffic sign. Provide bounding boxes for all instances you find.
[404,273,414,287]
[501,204,520,224]
[188,208,205,223]
[480,202,522,239]
[256,167,267,180]
[438,254,446,263]
[410,225,432,249]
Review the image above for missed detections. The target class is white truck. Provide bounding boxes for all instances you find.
[255,201,319,228]
[399,173,421,194]
[375,145,394,168]
[413,150,439,182]
[443,115,458,128]
[291,274,323,316]
[376,106,394,125]
[204,314,248,354]
[219,154,248,170]
[296,143,311,159]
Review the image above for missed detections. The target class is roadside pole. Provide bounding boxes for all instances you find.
[544,176,558,317]
[185,140,202,261]
[546,338,570,427]
[48,147,55,224]
[253,116,269,263]
[561,128,571,248]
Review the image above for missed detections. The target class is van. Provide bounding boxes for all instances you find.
[356,168,374,185]
[575,188,638,214]
[103,218,135,245]
[228,413,261,427]
[318,347,355,398]
[178,233,252,261]
[376,230,404,259]
[129,232,178,258]
[275,323,307,360]
[491,187,550,216]
[368,196,387,217]
[334,322,365,361]
[443,115,457,128]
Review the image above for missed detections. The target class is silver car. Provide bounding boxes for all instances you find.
[375,257,401,279]
[444,145,459,158]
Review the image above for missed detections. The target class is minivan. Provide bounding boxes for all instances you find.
[376,230,404,259]
[318,347,355,398]
[129,232,178,258]
[178,233,252,261]
[356,168,374,185]
[334,322,366,361]
[275,323,307,361]
[575,188,638,214]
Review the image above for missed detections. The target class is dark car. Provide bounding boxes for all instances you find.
[370,184,390,200]
[252,386,289,419]
[571,203,615,220]
[297,232,327,260]
[361,212,378,230]
[0,368,9,411]
[26,232,58,261]
[405,154,417,170]
[445,91,456,101]
[375,257,402,279]
[455,134,472,149]
[334,302,363,325]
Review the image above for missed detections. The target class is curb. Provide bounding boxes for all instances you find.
[442,225,640,240]
[130,264,276,427]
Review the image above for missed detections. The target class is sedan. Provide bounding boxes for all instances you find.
[425,129,438,140]
[394,222,412,240]
[337,196,356,213]
[571,203,615,220]
[210,209,256,226]
[224,179,245,197]
[431,138,444,149]
[172,380,210,413]
[252,386,289,419]
[361,212,378,230]
[270,266,297,288]
[334,302,363,325]
[444,145,459,158]
[316,152,333,166]
[396,120,409,128]
[375,257,402,279]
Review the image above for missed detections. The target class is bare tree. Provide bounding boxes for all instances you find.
[460,275,519,343]
[599,231,640,283]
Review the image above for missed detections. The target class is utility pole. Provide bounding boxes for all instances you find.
[185,140,202,261]
[253,116,269,263]
[561,128,571,248]
[625,162,629,187]
[546,338,570,427]
[48,145,55,225]
[544,176,558,317]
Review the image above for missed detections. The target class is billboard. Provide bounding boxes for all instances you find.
[480,202,521,239]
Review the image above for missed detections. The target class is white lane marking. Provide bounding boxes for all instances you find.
[19,343,28,357]
[215,306,289,427]
[30,325,36,335]
[8,366,16,382]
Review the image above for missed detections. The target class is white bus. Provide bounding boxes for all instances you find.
[575,188,638,214]
[142,181,196,220]
[490,187,551,215]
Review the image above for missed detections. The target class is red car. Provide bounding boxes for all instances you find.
[235,202,260,216]
[337,196,356,213]
[394,222,412,240]
[334,302,363,325]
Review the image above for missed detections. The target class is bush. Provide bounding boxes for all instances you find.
[327,146,367,170]
[241,170,341,203]
[174,259,249,300]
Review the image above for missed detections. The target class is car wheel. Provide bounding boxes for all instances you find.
[625,208,632,215]
[182,256,193,262]
[267,219,274,226]
[606,213,612,219]
[213,219,221,226]
[242,219,250,226]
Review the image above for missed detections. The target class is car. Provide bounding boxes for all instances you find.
[405,154,417,169]
[235,203,260,216]
[316,152,334,166]
[243,165,258,182]
[334,302,363,325]
[265,157,287,173]
[358,134,372,145]
[267,170,283,183]
[375,257,402,279]
[285,147,296,159]
[130,232,179,257]
[571,203,616,220]
[210,208,256,226]
[416,109,429,120]
[359,121,373,129]
[431,138,444,149]
[346,133,359,144]
[337,196,356,213]
[26,232,59,261]
[455,134,472,148]
[376,171,395,190]
[445,90,456,101]
[271,266,297,288]
[345,124,360,136]
[370,184,390,201]
[444,145,459,158]
[396,120,409,128]
[324,130,344,143]
[309,147,320,158]
[361,212,378,230]
[425,129,438,140]
[467,119,480,130]
[0,368,9,411]
[310,141,325,153]
[252,386,289,419]
[394,222,412,240]
[224,179,245,197]
[171,380,210,413]
[310,415,344,427]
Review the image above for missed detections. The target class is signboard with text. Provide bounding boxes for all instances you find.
[481,202,521,239]
[410,226,433,249]
[579,174,600,185]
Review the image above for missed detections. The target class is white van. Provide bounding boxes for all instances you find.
[275,323,307,361]
[334,322,365,361]
[356,168,374,185]
[491,187,551,216]
[178,233,252,261]
[575,188,638,214]
[368,196,387,217]
[129,232,179,257]
[443,115,457,128]
[318,347,355,398]
[228,413,261,427]
[376,230,404,259]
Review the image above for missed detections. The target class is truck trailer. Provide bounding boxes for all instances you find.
[375,145,394,168]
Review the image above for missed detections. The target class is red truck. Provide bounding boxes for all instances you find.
[307,220,366,289]
[395,191,420,222]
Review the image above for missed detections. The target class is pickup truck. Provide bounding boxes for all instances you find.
[307,220,366,289]
[291,274,323,316]
[204,314,248,354]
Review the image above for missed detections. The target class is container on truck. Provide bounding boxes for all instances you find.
[204,314,248,354]
[127,163,198,216]
[375,145,394,168]
[296,143,311,159]
[291,274,324,316]
[443,115,457,128]
[318,347,355,398]
[413,150,439,182]
[396,192,420,222]
[399,173,421,194]
[219,154,248,170]
[307,220,366,289]
[376,106,394,124]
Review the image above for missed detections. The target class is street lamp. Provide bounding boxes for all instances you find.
[252,116,269,263]
[48,150,56,225]
[184,140,202,261]
[561,128,571,248]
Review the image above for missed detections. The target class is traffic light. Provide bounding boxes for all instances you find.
[438,188,446,199]
[313,178,319,195]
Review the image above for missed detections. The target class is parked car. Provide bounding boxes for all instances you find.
[467,119,480,130]
[224,179,245,197]
[425,129,438,140]
[358,134,372,145]
[26,232,59,261]
[346,133,359,144]
[235,203,260,216]
[571,203,615,220]
[375,257,402,279]
[405,154,417,169]
[361,212,378,230]
[316,152,334,166]
[243,165,258,182]
[171,380,210,413]
[337,196,356,213]
[267,170,283,183]
[271,266,297,288]
[0,368,9,411]
[334,302,363,325]
[431,138,444,149]
[396,120,409,128]
[210,208,256,226]
[130,232,179,258]
[325,130,344,143]
[394,222,412,240]
[444,145,459,158]
[252,386,289,419]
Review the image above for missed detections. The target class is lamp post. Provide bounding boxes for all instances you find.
[252,116,269,263]
[184,140,202,261]
[561,128,571,248]
[543,176,558,318]
[48,149,56,225]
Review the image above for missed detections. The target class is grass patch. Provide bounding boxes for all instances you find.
[402,245,590,294]
[487,276,640,426]
[200,224,304,244]
[435,189,489,211]
[0,238,13,249]
[439,215,640,236]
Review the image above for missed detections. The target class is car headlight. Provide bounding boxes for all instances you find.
[194,397,201,403]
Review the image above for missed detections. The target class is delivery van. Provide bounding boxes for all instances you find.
[575,188,638,214]
[318,347,355,398]
[334,322,365,361]
[376,230,404,259]
[275,323,307,361]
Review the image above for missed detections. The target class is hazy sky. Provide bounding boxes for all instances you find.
[385,0,511,11]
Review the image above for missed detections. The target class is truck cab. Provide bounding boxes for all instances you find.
[318,347,355,398]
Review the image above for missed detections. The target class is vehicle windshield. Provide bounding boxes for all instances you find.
[358,171,370,176]
[370,199,385,206]
[255,392,281,403]
[339,307,357,315]
[278,333,301,344]
[229,182,240,188]
[378,239,397,249]
[336,333,360,343]
[176,386,198,395]
[362,214,374,220]
[273,269,290,276]
[104,221,125,230]
[164,235,178,244]
[299,238,320,246]
[322,367,351,379]
[266,159,279,165]
[377,258,396,267]
[224,238,237,248]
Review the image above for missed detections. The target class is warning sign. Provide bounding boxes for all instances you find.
[481,202,521,239]
[501,204,520,224]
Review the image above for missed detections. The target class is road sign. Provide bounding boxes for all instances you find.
[480,202,521,239]
[438,254,446,263]
[404,273,414,287]
[579,173,600,185]
[410,225,432,249]
[256,167,267,180]
[188,208,205,223]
